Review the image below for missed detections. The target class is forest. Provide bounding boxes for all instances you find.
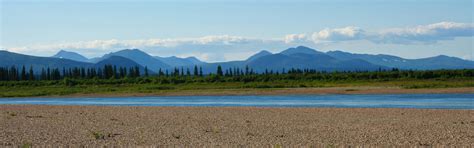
[1,65,473,82]
[0,65,473,97]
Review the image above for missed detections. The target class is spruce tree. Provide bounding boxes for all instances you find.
[144,66,149,77]
[113,65,117,78]
[199,67,203,76]
[158,68,164,76]
[47,67,51,80]
[135,66,140,77]
[245,65,249,75]
[29,66,35,80]
[216,65,223,76]
[40,68,46,80]
[194,65,198,76]
[21,65,27,81]
[81,68,86,78]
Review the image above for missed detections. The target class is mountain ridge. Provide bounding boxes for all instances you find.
[2,46,473,75]
[1,51,148,73]
[326,50,474,70]
[92,49,171,71]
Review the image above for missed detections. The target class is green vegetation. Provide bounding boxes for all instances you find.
[0,65,473,97]
[21,143,32,148]
[8,112,17,116]
[92,131,105,140]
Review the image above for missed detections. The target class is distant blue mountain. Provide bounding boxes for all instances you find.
[245,47,384,72]
[92,49,170,71]
[280,46,324,56]
[95,56,142,68]
[154,56,204,67]
[0,50,149,73]
[196,46,385,73]
[326,50,474,70]
[246,50,272,62]
[410,55,474,69]
[1,50,93,72]
[184,57,204,65]
[198,61,246,74]
[95,56,148,73]
[52,50,89,62]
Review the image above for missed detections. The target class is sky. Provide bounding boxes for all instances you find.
[1,0,473,62]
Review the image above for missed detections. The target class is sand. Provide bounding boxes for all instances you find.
[0,105,473,146]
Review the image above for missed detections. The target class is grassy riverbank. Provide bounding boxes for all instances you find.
[1,78,473,97]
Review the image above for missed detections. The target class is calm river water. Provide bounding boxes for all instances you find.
[0,93,473,109]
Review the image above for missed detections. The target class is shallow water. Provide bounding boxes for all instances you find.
[0,94,473,109]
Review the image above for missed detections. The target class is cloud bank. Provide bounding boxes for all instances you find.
[311,26,366,43]
[3,22,472,61]
[308,22,473,44]
[284,34,308,44]
[374,22,474,44]
[5,35,287,62]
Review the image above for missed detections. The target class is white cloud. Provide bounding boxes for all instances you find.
[193,35,252,45]
[7,35,264,52]
[307,22,473,44]
[311,26,366,43]
[284,33,308,44]
[373,22,474,44]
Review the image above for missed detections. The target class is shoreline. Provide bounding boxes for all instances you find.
[1,105,472,146]
[3,86,473,98]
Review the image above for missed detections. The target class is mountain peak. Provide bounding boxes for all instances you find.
[246,50,272,62]
[426,55,467,61]
[327,50,349,54]
[52,50,89,62]
[280,46,323,55]
[96,56,141,67]
[55,50,73,54]
[120,48,144,53]
[167,56,180,59]
[99,48,170,69]
[296,45,311,49]
[433,55,451,58]
[185,56,201,61]
[258,50,272,55]
[112,49,152,57]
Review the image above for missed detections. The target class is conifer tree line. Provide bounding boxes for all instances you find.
[0,64,473,81]
[0,65,141,81]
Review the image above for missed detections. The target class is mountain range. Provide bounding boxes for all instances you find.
[1,46,473,74]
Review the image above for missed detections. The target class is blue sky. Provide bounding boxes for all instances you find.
[1,0,473,62]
